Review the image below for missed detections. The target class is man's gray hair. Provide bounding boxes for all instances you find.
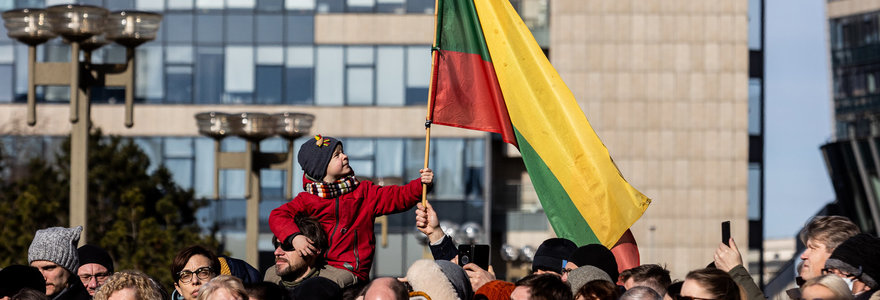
[620,286,662,300]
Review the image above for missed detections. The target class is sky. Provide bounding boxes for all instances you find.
[764,0,837,239]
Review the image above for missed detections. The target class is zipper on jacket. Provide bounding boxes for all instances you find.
[329,196,340,248]
[353,229,359,270]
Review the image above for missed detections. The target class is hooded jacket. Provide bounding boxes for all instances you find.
[269,176,423,281]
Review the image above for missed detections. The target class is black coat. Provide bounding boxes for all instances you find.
[53,277,91,300]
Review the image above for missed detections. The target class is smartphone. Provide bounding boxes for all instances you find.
[458,244,490,270]
[721,221,731,246]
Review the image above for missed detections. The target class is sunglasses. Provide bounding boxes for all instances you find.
[272,236,295,251]
[677,296,715,300]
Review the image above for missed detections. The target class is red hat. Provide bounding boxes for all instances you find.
[474,280,514,300]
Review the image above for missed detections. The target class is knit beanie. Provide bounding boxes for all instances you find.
[77,244,114,273]
[298,134,342,181]
[568,244,620,280]
[532,238,577,274]
[407,259,473,300]
[28,226,82,273]
[824,233,880,289]
[474,280,514,300]
[0,265,46,297]
[567,265,613,295]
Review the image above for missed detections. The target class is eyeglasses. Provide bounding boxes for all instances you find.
[79,272,111,283]
[821,266,862,278]
[177,266,214,284]
[272,236,295,252]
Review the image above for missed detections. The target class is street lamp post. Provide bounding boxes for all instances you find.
[196,112,315,266]
[2,5,161,243]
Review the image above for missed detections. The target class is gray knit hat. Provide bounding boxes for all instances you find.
[568,265,613,295]
[28,226,82,273]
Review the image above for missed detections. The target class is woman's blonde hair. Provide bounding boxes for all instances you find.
[800,275,854,300]
[197,275,248,300]
[93,271,166,300]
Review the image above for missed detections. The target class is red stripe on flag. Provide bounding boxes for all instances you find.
[431,50,517,145]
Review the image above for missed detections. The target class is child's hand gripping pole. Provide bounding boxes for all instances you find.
[419,168,434,207]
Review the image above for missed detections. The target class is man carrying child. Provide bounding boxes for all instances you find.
[269,134,434,288]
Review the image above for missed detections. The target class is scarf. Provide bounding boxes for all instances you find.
[304,175,360,199]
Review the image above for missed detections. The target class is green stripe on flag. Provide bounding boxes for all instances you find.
[438,0,493,62]
[514,128,601,246]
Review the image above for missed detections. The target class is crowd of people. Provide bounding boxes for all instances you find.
[3,135,880,300]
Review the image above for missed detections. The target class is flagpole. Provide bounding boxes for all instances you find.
[423,0,443,207]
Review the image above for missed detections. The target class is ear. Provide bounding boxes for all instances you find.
[174,282,183,295]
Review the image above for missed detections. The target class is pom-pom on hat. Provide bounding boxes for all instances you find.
[28,226,83,273]
[298,134,342,181]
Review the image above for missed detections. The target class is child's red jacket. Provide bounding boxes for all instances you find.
[268,176,423,281]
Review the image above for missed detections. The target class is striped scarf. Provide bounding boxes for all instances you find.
[304,175,360,199]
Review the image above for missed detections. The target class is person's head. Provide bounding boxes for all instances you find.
[511,273,573,300]
[171,245,221,300]
[406,259,473,300]
[681,268,741,300]
[298,135,351,182]
[662,282,683,300]
[197,275,248,300]
[619,264,671,296]
[76,244,115,296]
[564,244,618,283]
[531,238,577,277]
[620,286,662,300]
[9,288,48,300]
[573,280,619,300]
[27,226,82,297]
[799,216,860,280]
[800,274,854,300]
[823,233,880,295]
[92,271,166,300]
[244,282,288,300]
[273,213,329,279]
[359,277,408,300]
[473,280,515,300]
[566,266,613,295]
[0,265,46,298]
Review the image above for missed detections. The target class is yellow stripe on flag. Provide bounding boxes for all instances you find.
[473,0,650,247]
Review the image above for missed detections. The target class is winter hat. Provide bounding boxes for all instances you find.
[568,244,620,280]
[298,134,342,181]
[407,259,474,300]
[532,238,577,274]
[0,265,46,297]
[77,244,114,273]
[474,280,514,300]
[28,226,82,273]
[824,233,880,289]
[567,265,613,295]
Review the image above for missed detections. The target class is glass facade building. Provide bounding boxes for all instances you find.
[829,10,880,138]
[1,0,759,281]
[0,0,492,276]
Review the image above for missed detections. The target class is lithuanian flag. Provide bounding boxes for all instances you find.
[428,0,651,248]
